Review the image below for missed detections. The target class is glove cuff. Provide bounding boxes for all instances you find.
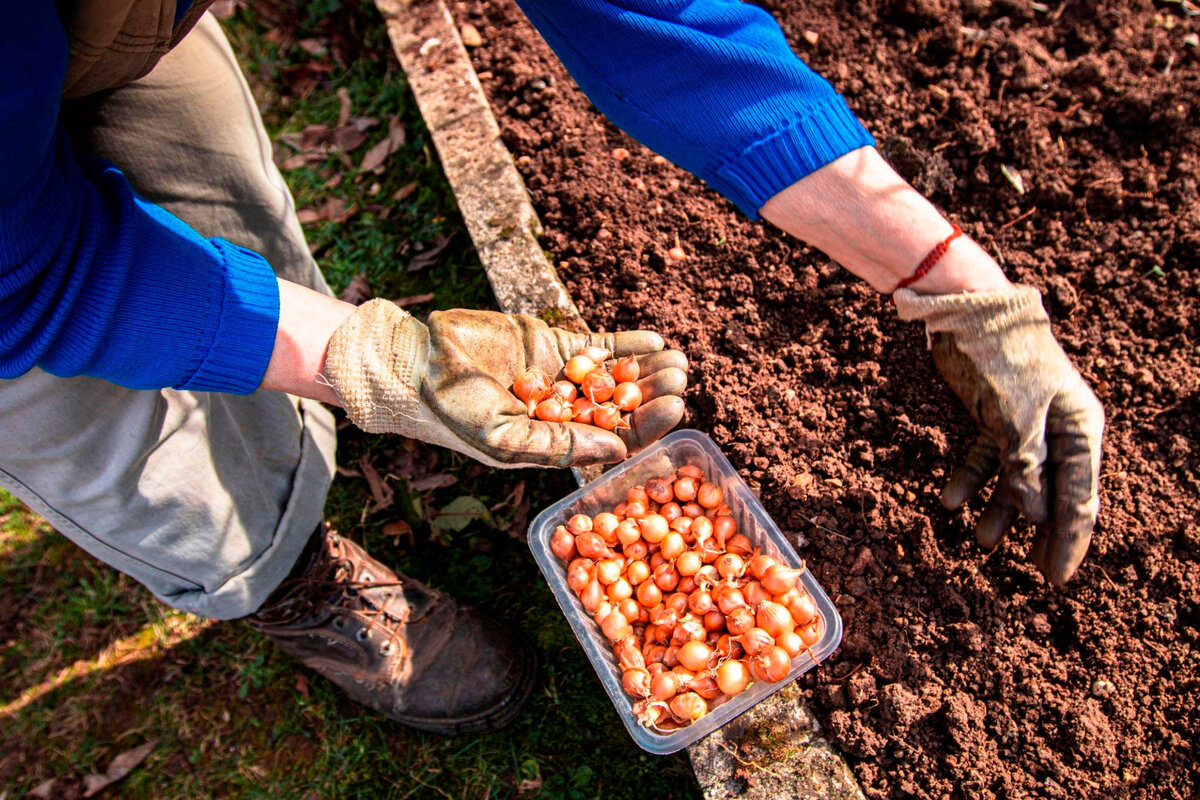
[324,299,428,433]
[894,285,1048,340]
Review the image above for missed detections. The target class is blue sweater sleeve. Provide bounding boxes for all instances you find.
[513,0,875,218]
[0,4,279,394]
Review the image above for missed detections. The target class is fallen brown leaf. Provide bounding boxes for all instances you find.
[329,198,358,223]
[296,673,310,699]
[407,233,454,272]
[278,123,330,152]
[394,181,419,201]
[517,775,543,794]
[383,520,414,547]
[277,153,311,171]
[297,37,326,56]
[360,116,406,173]
[395,293,434,308]
[82,740,158,798]
[301,197,358,225]
[358,456,394,512]
[27,778,58,798]
[339,273,373,306]
[333,125,369,153]
[280,62,331,99]
[337,86,352,127]
[411,473,458,491]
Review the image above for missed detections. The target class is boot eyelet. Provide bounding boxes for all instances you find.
[333,617,345,629]
[356,628,370,642]
[362,573,373,583]
[380,641,396,656]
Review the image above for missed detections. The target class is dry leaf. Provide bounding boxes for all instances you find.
[407,233,454,272]
[358,456,394,512]
[517,776,543,794]
[333,125,369,153]
[297,38,326,56]
[280,62,331,99]
[383,520,414,547]
[27,778,58,798]
[298,197,355,225]
[296,673,310,699]
[394,181,419,201]
[339,273,372,306]
[82,740,158,798]
[277,153,311,171]
[337,86,352,128]
[396,292,434,308]
[411,473,458,492]
[360,116,406,172]
[278,123,330,152]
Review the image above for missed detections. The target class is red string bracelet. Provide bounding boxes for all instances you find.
[893,223,963,291]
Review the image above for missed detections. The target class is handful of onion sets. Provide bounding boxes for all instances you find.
[512,346,642,429]
[550,464,822,732]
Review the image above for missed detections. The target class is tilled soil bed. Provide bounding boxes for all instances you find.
[449,0,1199,796]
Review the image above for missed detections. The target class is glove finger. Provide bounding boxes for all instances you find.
[620,395,686,454]
[485,413,628,467]
[999,425,1050,524]
[632,349,688,377]
[942,434,1001,510]
[637,367,687,402]
[1036,383,1104,585]
[543,322,665,365]
[975,485,1020,549]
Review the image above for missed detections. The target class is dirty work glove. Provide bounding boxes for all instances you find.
[323,300,688,469]
[894,285,1104,584]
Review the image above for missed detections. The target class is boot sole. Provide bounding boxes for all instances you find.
[385,630,538,736]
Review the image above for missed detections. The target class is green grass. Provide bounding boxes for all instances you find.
[0,2,700,798]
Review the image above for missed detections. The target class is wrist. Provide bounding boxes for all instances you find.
[262,279,356,404]
[902,234,1013,295]
[760,147,1012,296]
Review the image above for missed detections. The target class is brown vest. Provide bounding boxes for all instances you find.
[58,0,215,99]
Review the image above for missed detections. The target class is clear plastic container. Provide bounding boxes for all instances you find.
[528,429,843,755]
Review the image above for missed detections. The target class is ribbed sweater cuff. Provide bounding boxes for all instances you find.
[178,239,279,394]
[708,96,875,219]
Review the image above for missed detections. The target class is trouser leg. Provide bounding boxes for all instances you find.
[0,14,335,620]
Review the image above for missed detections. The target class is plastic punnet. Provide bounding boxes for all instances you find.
[528,430,843,754]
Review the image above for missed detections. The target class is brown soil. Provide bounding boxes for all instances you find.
[449,0,1199,796]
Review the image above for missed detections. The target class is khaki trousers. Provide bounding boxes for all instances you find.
[0,14,337,620]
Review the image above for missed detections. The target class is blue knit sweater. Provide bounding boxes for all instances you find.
[0,1,872,394]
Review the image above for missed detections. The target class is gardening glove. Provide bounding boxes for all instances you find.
[894,285,1104,584]
[323,299,688,469]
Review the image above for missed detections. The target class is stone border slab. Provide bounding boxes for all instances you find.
[375,0,583,327]
[376,0,866,796]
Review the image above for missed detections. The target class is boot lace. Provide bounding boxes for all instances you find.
[250,533,409,655]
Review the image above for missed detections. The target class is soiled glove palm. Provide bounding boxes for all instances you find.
[323,300,687,469]
[894,285,1104,584]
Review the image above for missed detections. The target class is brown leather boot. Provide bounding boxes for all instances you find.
[247,528,535,734]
